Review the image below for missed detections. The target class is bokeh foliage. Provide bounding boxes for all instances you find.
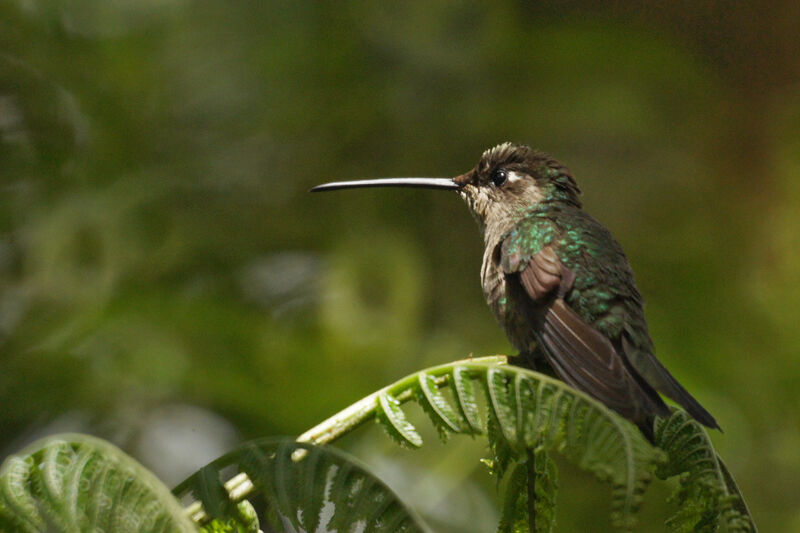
[1,1,799,531]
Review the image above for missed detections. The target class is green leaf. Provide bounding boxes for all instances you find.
[496,448,556,533]
[327,461,359,531]
[376,392,423,448]
[299,442,327,532]
[497,461,529,533]
[486,367,519,447]
[532,447,558,533]
[416,372,464,440]
[486,413,515,483]
[451,365,484,434]
[194,466,235,520]
[199,501,258,533]
[476,364,658,530]
[0,434,195,533]
[654,410,757,533]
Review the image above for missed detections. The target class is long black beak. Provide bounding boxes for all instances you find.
[311,177,461,192]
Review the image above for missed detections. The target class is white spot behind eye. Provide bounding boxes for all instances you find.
[507,171,524,183]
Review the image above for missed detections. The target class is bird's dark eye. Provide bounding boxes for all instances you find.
[491,169,507,187]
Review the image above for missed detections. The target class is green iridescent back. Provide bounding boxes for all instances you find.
[502,205,652,351]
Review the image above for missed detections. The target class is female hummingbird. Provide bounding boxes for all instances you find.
[312,142,719,439]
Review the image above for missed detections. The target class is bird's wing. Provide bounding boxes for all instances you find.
[502,244,669,422]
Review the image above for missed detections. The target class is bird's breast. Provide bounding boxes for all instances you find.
[480,243,538,355]
[480,245,506,323]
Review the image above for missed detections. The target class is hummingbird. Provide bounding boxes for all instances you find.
[312,142,719,439]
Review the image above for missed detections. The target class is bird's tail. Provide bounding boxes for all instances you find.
[622,336,720,431]
[655,364,721,430]
[636,416,656,444]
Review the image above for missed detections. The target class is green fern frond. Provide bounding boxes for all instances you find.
[654,410,757,533]
[479,364,658,531]
[0,434,195,533]
[293,356,662,531]
[174,437,427,533]
[0,358,757,533]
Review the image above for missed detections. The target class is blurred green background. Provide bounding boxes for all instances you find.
[1,1,799,531]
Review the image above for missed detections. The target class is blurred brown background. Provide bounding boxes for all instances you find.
[1,2,799,531]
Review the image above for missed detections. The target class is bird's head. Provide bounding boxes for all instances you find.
[452,143,581,233]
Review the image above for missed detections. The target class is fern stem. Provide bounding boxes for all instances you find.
[296,355,506,446]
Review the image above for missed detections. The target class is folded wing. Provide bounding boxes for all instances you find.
[509,245,670,428]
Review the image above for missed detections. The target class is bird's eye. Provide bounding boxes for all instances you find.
[491,169,507,187]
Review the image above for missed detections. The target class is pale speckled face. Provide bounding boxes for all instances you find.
[458,172,543,229]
